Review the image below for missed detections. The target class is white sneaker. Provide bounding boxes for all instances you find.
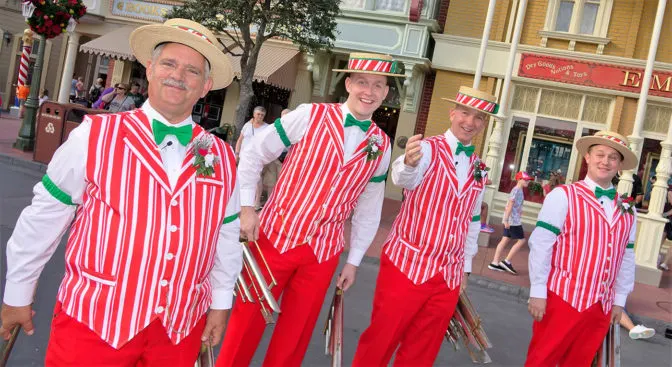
[629,325,655,340]
[660,263,670,271]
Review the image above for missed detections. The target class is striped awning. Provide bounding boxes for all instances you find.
[79,26,137,61]
[226,42,300,90]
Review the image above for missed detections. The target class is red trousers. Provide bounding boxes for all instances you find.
[217,232,340,367]
[45,302,205,366]
[525,292,611,367]
[353,255,461,367]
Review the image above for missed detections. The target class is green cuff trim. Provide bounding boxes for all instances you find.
[626,242,634,249]
[369,172,387,183]
[223,212,240,224]
[274,118,291,148]
[536,221,560,235]
[471,215,481,222]
[42,174,74,206]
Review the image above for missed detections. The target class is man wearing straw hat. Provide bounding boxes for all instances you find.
[218,53,399,366]
[0,19,242,365]
[525,131,638,366]
[353,86,498,366]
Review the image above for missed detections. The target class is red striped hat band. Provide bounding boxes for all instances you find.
[603,135,627,147]
[173,25,213,44]
[455,92,498,114]
[347,57,398,73]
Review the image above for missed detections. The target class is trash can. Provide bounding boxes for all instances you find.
[34,102,67,164]
[62,103,96,142]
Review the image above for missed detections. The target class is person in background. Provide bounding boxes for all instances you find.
[69,76,77,102]
[39,90,49,106]
[235,106,270,208]
[75,77,85,99]
[88,78,104,106]
[92,83,116,110]
[488,171,533,275]
[102,83,135,112]
[128,82,146,108]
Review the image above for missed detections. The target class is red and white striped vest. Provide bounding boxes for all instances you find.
[549,181,634,313]
[56,110,236,348]
[383,136,484,289]
[259,103,390,263]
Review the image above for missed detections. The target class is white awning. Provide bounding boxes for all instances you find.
[79,26,137,61]
[226,42,300,90]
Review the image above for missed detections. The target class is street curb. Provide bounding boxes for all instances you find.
[0,152,46,175]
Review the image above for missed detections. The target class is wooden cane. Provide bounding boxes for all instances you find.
[0,326,21,367]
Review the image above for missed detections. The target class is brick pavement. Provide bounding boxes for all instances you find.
[1,112,670,323]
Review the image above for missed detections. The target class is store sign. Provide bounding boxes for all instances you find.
[111,0,174,22]
[519,53,672,98]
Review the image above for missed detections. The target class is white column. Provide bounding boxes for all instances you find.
[473,0,497,89]
[57,32,80,103]
[483,0,528,196]
[617,0,667,196]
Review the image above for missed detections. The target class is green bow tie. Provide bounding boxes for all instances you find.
[152,119,192,146]
[344,113,371,132]
[595,187,616,200]
[455,142,475,157]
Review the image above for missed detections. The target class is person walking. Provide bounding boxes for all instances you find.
[488,171,533,275]
[218,53,397,367]
[525,131,638,367]
[0,19,241,366]
[352,86,498,367]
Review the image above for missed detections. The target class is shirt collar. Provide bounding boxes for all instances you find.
[443,129,472,156]
[583,176,614,191]
[142,100,194,129]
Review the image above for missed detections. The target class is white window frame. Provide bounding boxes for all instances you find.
[539,0,613,54]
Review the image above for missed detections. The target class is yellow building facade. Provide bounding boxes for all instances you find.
[429,0,672,286]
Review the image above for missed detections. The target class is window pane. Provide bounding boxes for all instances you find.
[555,0,574,32]
[580,2,599,34]
[341,0,365,9]
[582,96,611,123]
[512,86,539,112]
[374,0,406,12]
[499,119,530,194]
[538,89,582,120]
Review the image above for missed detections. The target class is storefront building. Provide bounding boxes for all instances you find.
[428,0,671,286]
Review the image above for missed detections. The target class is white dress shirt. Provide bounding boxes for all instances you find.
[4,101,242,309]
[237,103,391,267]
[389,129,483,272]
[528,177,636,307]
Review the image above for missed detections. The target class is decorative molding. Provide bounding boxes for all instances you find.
[306,52,330,97]
[400,62,429,113]
[538,30,610,55]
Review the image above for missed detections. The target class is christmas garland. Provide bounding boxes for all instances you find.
[25,0,87,39]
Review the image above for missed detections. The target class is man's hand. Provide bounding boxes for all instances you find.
[611,305,624,325]
[504,221,511,229]
[0,304,34,340]
[403,134,424,167]
[336,264,357,292]
[240,206,260,241]
[201,309,229,346]
[528,297,546,322]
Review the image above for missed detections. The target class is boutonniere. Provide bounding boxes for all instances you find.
[618,193,635,215]
[192,135,219,177]
[473,159,490,182]
[365,135,384,162]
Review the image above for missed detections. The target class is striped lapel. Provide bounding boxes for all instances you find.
[123,111,171,192]
[437,137,459,195]
[343,122,379,170]
[322,105,345,163]
[458,154,478,199]
[172,125,206,196]
[576,182,609,223]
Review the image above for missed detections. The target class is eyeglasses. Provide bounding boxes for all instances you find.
[116,87,126,90]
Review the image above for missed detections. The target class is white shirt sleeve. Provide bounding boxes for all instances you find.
[390,141,432,190]
[4,119,91,306]
[528,187,568,299]
[209,177,243,310]
[464,183,486,273]
[238,104,311,206]
[347,147,392,266]
[613,213,637,307]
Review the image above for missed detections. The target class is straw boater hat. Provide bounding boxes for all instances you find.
[442,86,500,118]
[575,131,638,170]
[129,19,233,90]
[333,52,404,77]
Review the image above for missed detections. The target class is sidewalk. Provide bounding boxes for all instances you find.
[2,112,670,323]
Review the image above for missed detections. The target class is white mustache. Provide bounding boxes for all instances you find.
[162,78,187,90]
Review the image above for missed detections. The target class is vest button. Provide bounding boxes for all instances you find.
[165,253,174,260]
[160,280,168,287]
[170,225,178,232]
[155,306,165,314]
[171,200,178,207]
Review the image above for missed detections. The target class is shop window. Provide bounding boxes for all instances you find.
[374,0,405,12]
[538,89,582,120]
[341,0,365,9]
[499,119,530,195]
[540,0,612,54]
[581,95,610,124]
[643,104,672,135]
[511,86,539,113]
[341,0,405,12]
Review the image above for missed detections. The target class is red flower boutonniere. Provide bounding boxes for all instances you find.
[365,135,384,162]
[474,159,489,182]
[618,193,636,215]
[192,135,219,177]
